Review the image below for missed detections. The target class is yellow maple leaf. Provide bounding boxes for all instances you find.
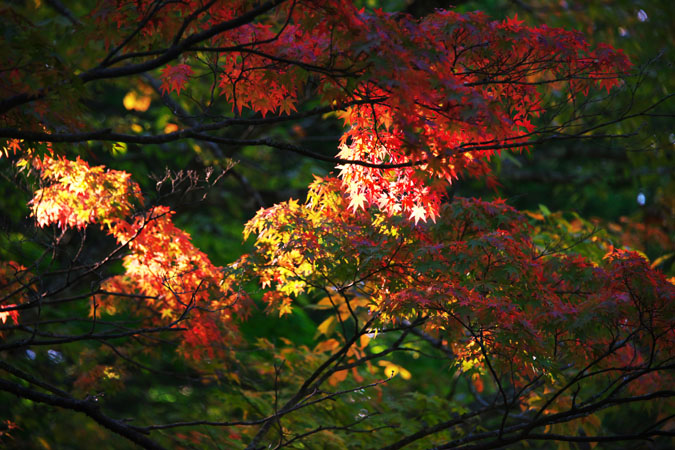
[160,308,174,319]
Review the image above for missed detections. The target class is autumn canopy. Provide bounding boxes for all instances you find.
[0,0,673,449]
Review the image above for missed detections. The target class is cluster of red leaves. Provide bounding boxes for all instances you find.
[4,1,632,227]
[90,0,228,50]
[333,9,629,223]
[24,152,247,362]
[232,178,674,392]
[1,0,649,380]
[140,2,631,223]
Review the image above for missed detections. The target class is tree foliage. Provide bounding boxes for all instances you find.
[0,1,673,448]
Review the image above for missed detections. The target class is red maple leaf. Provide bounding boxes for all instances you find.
[160,64,194,96]
[504,13,524,28]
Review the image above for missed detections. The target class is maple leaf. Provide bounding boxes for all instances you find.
[1,139,22,158]
[279,96,298,115]
[278,297,293,317]
[348,191,367,212]
[160,308,174,320]
[504,13,524,28]
[160,64,194,96]
[409,205,427,225]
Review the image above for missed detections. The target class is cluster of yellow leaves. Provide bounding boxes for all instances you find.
[238,176,395,311]
[242,195,328,301]
[31,156,142,229]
